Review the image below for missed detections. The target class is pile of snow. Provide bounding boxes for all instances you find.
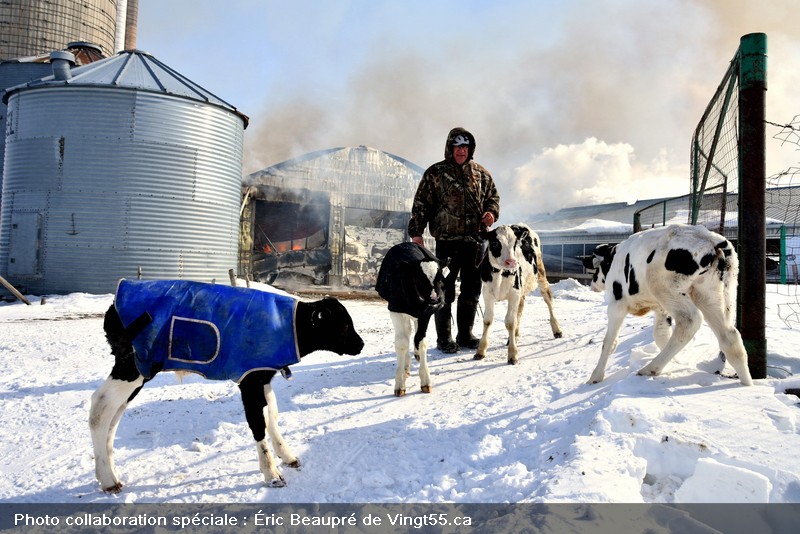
[2,280,800,505]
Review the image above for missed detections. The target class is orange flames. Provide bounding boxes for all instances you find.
[262,241,304,253]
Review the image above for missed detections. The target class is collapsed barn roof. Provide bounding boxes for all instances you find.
[243,145,423,211]
[240,145,425,289]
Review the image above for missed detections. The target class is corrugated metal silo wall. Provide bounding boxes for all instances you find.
[0,0,117,59]
[0,62,53,203]
[0,87,243,294]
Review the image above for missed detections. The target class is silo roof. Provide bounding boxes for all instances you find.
[3,49,248,127]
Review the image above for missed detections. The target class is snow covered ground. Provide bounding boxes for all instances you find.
[2,279,800,505]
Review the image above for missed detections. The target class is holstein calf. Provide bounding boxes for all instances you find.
[89,279,364,493]
[582,224,753,385]
[475,224,563,364]
[376,242,446,396]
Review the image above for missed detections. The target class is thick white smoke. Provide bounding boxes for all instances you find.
[238,0,798,221]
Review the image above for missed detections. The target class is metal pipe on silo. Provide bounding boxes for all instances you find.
[50,51,75,81]
[114,0,128,53]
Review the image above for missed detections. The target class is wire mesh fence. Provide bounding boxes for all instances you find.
[634,42,742,235]
[766,116,800,326]
[636,34,769,376]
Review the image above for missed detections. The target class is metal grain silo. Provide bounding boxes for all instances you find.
[0,49,248,294]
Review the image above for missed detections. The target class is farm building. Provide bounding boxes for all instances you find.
[0,1,251,297]
[239,146,424,289]
[531,198,669,281]
[533,187,800,284]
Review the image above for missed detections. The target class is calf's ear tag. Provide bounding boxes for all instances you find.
[281,367,293,380]
[442,266,450,278]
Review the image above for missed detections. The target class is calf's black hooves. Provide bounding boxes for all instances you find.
[103,483,124,494]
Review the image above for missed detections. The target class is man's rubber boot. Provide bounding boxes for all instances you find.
[456,301,480,349]
[435,304,458,353]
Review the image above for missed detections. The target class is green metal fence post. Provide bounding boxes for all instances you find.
[738,32,767,379]
[780,225,787,284]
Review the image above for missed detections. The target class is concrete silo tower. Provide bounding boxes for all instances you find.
[0,0,118,59]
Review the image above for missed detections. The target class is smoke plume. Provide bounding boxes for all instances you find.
[243,0,798,223]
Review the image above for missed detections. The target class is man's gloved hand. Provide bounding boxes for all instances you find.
[481,212,495,227]
[411,236,424,245]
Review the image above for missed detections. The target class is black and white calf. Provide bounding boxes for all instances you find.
[376,242,446,396]
[475,224,563,364]
[582,223,753,385]
[89,281,364,493]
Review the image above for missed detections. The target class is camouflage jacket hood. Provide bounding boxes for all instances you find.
[444,127,476,163]
[408,127,500,242]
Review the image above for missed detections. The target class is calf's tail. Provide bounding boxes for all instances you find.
[714,240,739,325]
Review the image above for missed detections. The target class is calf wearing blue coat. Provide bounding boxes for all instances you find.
[89,279,364,492]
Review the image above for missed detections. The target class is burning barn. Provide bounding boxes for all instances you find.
[240,146,423,289]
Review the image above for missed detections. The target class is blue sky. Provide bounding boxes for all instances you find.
[136,0,798,221]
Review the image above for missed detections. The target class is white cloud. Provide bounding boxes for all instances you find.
[505,138,687,220]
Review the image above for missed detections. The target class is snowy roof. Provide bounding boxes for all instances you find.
[529,197,675,231]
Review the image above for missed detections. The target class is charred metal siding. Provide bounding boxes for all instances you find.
[0,54,245,295]
[243,146,423,286]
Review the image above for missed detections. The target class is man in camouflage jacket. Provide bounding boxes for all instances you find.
[408,127,500,353]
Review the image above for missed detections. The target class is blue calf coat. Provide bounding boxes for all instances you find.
[114,279,300,382]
